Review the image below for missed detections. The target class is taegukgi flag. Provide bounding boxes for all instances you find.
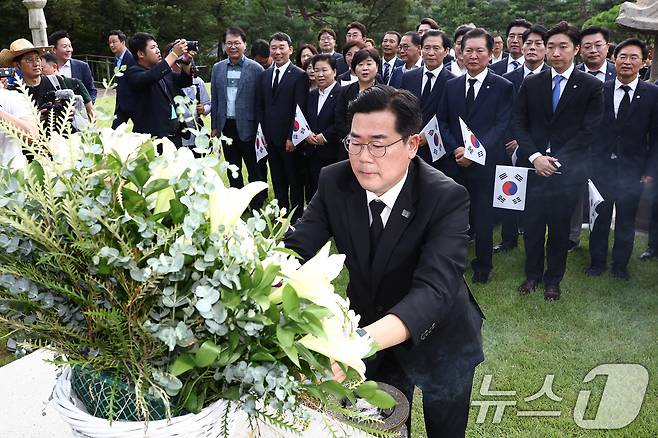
[493,165,528,211]
[255,123,268,162]
[459,117,486,166]
[291,105,312,146]
[588,179,604,229]
[421,115,445,162]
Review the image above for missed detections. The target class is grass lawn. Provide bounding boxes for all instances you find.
[1,93,656,436]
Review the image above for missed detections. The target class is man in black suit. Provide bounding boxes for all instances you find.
[317,28,346,75]
[400,30,455,168]
[285,85,484,437]
[490,19,532,76]
[379,31,403,85]
[302,54,342,198]
[256,32,309,223]
[388,32,422,88]
[438,28,515,283]
[124,33,193,147]
[569,26,618,249]
[586,38,658,280]
[108,30,136,128]
[513,21,603,300]
[495,25,550,253]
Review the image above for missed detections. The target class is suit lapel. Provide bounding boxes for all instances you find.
[370,162,417,294]
[346,179,371,282]
[274,65,295,99]
[540,70,553,120]
[553,70,583,120]
[469,71,494,118]
[234,61,248,99]
[622,80,645,125]
[308,91,319,127]
[317,86,338,120]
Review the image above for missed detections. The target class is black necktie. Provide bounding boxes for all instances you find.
[272,68,280,95]
[422,71,433,100]
[617,85,631,121]
[369,199,386,260]
[588,70,599,77]
[466,78,477,114]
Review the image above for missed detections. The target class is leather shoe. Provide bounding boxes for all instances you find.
[518,279,539,295]
[472,271,490,284]
[493,242,517,253]
[640,248,656,261]
[585,265,606,277]
[544,284,561,301]
[611,267,630,280]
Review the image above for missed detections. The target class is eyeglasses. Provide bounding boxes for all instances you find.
[343,136,404,158]
[20,56,41,64]
[617,54,641,62]
[582,43,607,51]
[225,41,243,47]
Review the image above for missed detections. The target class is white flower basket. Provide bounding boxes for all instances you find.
[52,367,377,438]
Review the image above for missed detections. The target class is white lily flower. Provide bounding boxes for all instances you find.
[150,140,195,214]
[206,180,268,234]
[272,241,346,315]
[299,312,373,380]
[100,124,151,162]
[49,132,84,170]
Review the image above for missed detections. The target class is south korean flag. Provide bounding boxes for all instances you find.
[291,105,312,147]
[421,115,446,162]
[255,123,268,162]
[493,165,528,211]
[459,117,487,166]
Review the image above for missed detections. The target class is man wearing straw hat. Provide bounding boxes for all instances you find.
[0,40,40,169]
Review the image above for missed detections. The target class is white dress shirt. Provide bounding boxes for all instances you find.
[382,57,398,74]
[464,68,489,99]
[421,64,444,93]
[59,59,72,78]
[366,169,409,228]
[450,61,466,77]
[523,63,545,77]
[491,53,504,64]
[585,61,608,82]
[613,76,639,117]
[506,56,524,73]
[271,60,291,86]
[317,81,337,115]
[402,57,423,73]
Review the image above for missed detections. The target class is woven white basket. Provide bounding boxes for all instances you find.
[52,366,376,437]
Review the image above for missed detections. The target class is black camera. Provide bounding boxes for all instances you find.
[186,40,199,52]
[40,89,75,112]
[0,67,16,78]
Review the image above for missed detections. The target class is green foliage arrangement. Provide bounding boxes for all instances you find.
[0,84,395,435]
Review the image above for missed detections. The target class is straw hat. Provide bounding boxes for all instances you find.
[0,38,52,67]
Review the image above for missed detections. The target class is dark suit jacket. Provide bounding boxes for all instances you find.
[400,66,455,165]
[70,58,97,102]
[438,70,515,180]
[113,49,136,126]
[490,55,522,76]
[284,158,485,378]
[502,63,550,93]
[304,82,343,161]
[577,60,617,82]
[388,63,423,88]
[443,53,455,66]
[591,79,658,189]
[256,63,309,147]
[124,59,193,138]
[334,53,348,76]
[512,67,604,186]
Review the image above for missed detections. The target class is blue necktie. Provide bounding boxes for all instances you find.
[383,62,391,84]
[552,75,564,112]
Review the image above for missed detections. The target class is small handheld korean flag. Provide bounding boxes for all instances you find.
[459,117,486,166]
[493,165,528,211]
[255,123,268,162]
[588,179,604,229]
[291,105,312,146]
[422,115,445,162]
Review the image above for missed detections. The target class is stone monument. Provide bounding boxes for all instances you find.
[617,0,658,81]
[23,0,49,47]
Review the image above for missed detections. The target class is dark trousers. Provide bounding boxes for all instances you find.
[523,181,584,285]
[267,142,304,223]
[649,182,658,251]
[222,119,267,208]
[367,351,475,438]
[302,148,335,202]
[111,107,130,129]
[589,181,643,270]
[465,177,494,275]
[500,209,520,245]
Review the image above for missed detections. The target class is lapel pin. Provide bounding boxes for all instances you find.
[401,209,411,218]
[636,95,641,99]
[573,84,578,88]
[486,85,490,89]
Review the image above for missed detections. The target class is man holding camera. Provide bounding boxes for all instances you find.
[124,33,194,147]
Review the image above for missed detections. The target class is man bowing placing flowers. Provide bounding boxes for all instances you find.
[285,85,485,437]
